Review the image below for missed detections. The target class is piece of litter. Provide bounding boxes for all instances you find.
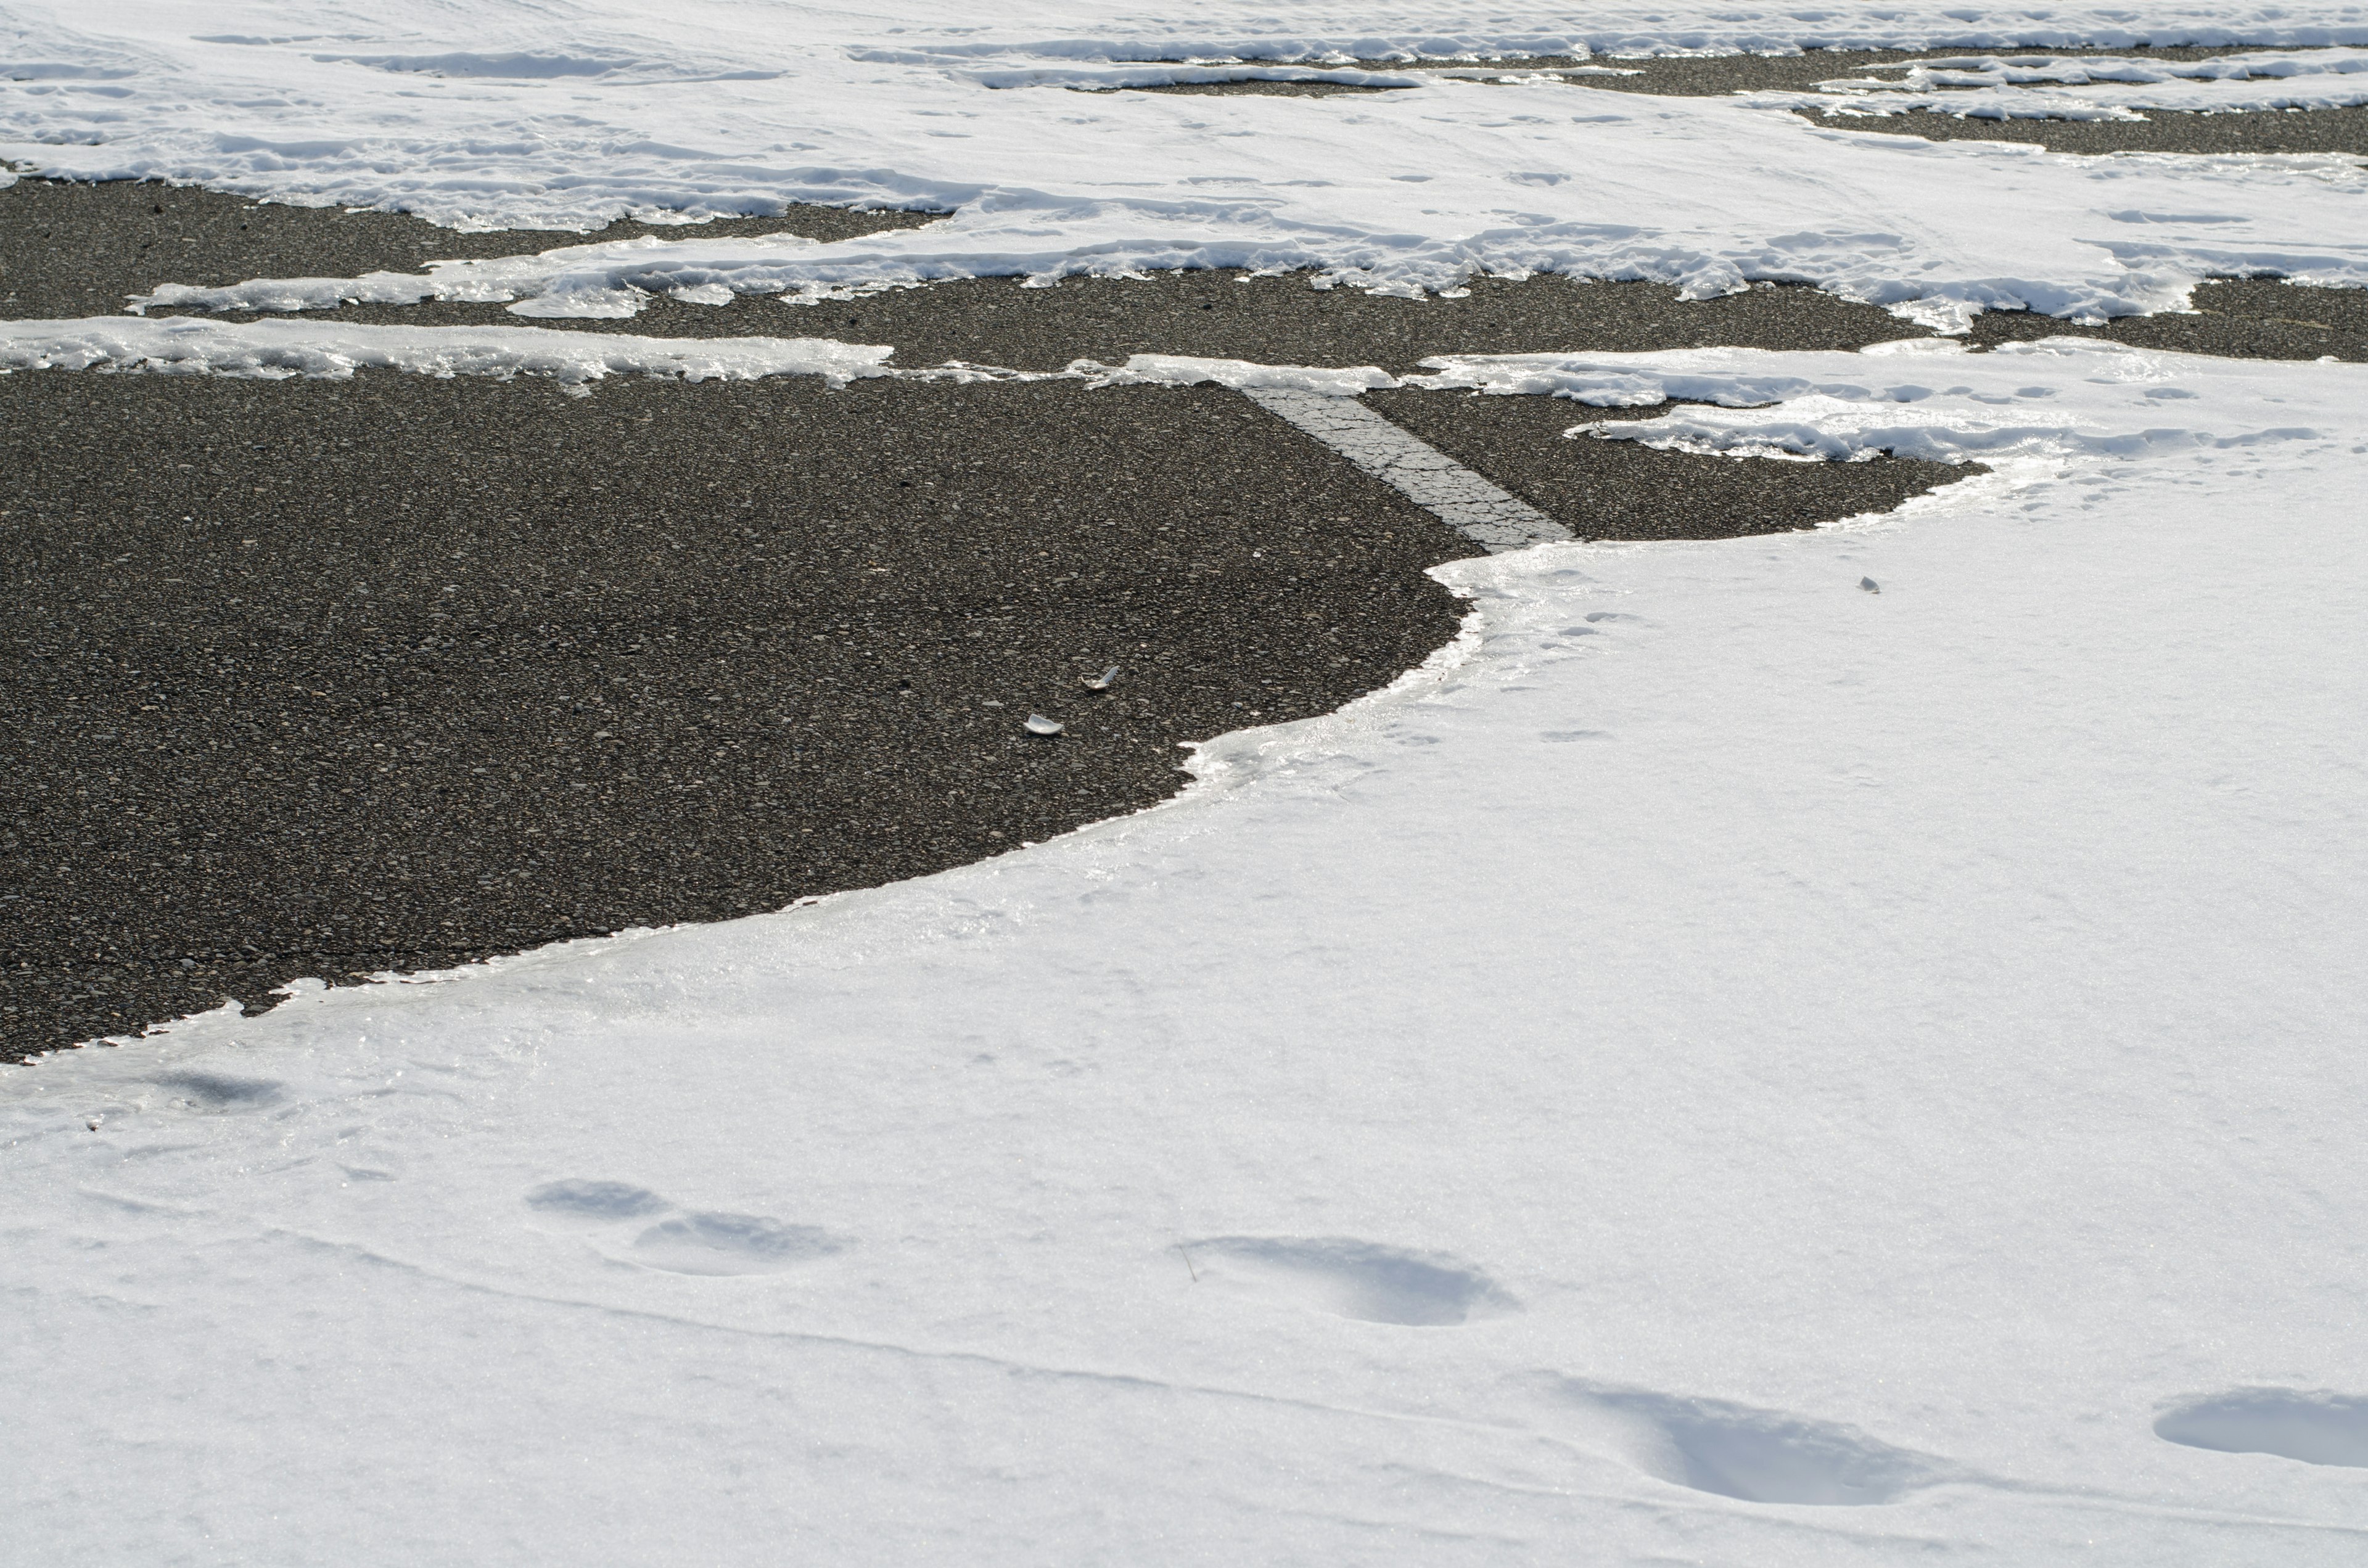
[1082,665,1120,691]
[1024,714,1064,736]
[1860,577,1881,594]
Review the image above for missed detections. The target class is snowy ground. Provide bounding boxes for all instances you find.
[7,2,2368,1563]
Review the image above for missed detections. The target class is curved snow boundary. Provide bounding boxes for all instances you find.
[1418,337,2343,461]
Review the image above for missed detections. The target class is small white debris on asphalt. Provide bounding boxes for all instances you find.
[1082,665,1119,691]
[1024,714,1064,736]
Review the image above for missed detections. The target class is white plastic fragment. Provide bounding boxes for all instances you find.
[1024,714,1064,735]
[1082,666,1119,691]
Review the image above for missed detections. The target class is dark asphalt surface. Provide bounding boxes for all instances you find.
[1800,104,2368,156]
[2,371,1482,1060]
[13,175,2356,371]
[1,155,2336,1059]
[0,177,943,320]
[1368,393,1966,541]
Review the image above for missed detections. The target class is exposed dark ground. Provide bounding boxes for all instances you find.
[9,176,2359,371]
[1,372,1472,1058]
[1116,47,2368,160]
[0,178,944,319]
[1368,393,1963,539]
[0,363,1971,1061]
[1392,44,2327,96]
[1799,104,2368,156]
[1,157,2340,1059]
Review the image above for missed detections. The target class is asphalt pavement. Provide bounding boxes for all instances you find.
[4,156,2356,1058]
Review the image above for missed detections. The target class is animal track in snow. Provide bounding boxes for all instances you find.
[2155,1389,2368,1467]
[1549,1381,1948,1505]
[1184,1236,1516,1326]
[524,1180,845,1275]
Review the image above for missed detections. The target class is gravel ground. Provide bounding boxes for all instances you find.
[1365,392,1967,540]
[12,176,2356,373]
[1798,104,2368,156]
[0,177,944,320]
[1,358,1977,1061]
[9,165,2327,1060]
[0,371,1476,1059]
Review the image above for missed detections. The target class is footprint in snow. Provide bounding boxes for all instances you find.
[1181,1236,1516,1326]
[146,1069,283,1112]
[2156,1389,2368,1468]
[524,1179,845,1275]
[1541,1378,1952,1506]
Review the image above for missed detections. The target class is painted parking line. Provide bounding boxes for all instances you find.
[1242,387,1572,552]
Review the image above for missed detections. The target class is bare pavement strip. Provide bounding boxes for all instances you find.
[2,138,2361,1059]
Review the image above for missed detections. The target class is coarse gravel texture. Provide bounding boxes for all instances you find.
[1363,392,1972,541]
[284,274,1941,373]
[1120,45,2327,94]
[1,356,1979,1062]
[0,168,2194,1062]
[1968,276,2368,358]
[11,177,2362,366]
[1395,44,2325,95]
[0,176,945,321]
[1796,103,2368,156]
[1,369,1482,1061]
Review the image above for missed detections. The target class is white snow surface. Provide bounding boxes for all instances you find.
[9,2,2368,1561]
[8,339,2368,1561]
[1783,46,2368,120]
[8,2,2368,324]
[0,313,897,387]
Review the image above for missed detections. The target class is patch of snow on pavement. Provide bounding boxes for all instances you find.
[6,339,2367,1562]
[0,314,896,388]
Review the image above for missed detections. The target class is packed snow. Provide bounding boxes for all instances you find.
[7,0,2368,1562]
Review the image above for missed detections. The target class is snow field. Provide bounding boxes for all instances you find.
[7,339,2367,1562]
[7,3,2368,326]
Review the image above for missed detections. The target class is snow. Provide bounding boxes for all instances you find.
[9,3,2368,324]
[0,314,896,388]
[9,334,2368,1561]
[1779,46,2368,121]
[9,1,2368,1561]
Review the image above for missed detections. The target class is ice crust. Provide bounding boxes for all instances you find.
[7,337,2368,1562]
[9,3,2368,326]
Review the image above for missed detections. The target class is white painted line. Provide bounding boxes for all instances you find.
[1241,387,1573,553]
